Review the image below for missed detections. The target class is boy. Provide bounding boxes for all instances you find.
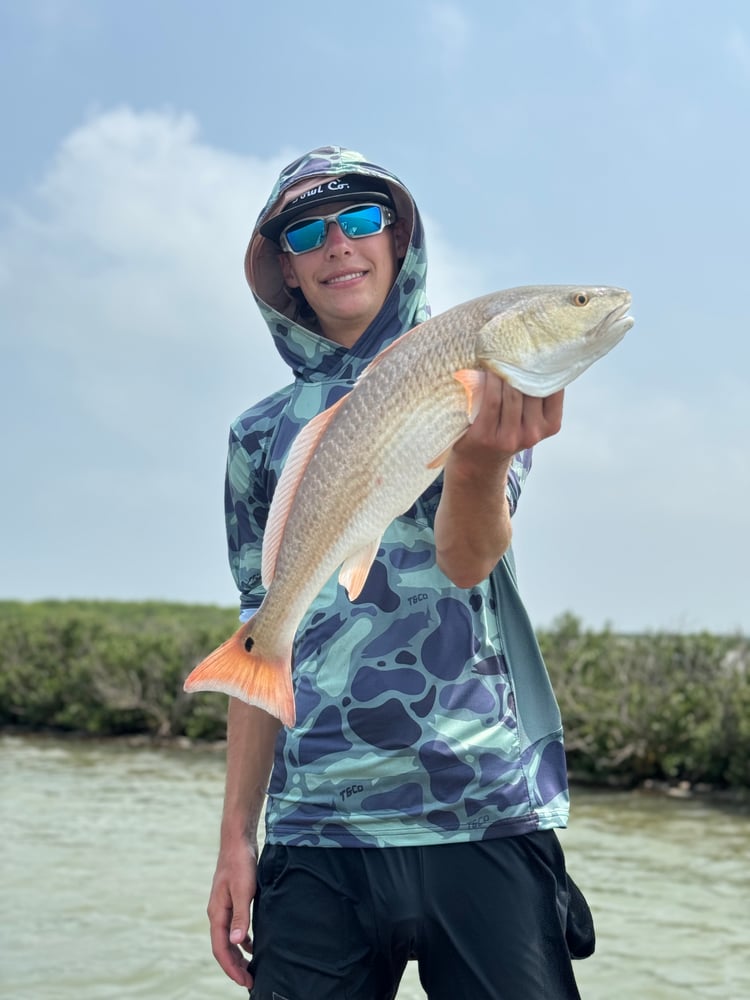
[207,146,591,999]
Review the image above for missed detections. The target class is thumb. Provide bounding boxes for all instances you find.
[229,905,251,946]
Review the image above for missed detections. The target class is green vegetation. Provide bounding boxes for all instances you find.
[0,600,235,741]
[539,613,750,790]
[1,601,748,789]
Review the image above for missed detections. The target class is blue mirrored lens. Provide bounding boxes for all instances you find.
[338,205,383,237]
[284,218,326,253]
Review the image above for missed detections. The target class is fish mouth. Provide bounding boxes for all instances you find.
[596,298,634,343]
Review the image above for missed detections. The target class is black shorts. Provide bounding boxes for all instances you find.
[248,830,593,1000]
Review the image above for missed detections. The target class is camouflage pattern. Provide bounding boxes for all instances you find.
[226,147,569,847]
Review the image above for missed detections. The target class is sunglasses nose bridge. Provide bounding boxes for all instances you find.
[321,215,352,251]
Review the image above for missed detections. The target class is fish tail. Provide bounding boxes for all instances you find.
[183,624,295,726]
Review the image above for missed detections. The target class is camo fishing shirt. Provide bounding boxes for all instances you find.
[226,147,569,847]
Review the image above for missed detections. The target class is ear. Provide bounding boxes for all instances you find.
[393,218,410,258]
[278,252,301,289]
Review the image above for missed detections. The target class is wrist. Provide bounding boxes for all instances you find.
[445,450,512,488]
[220,813,259,852]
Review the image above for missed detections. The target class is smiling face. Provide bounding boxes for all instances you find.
[278,200,409,348]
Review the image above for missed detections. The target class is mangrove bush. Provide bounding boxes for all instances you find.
[1,602,747,789]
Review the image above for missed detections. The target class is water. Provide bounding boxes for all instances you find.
[2,734,748,999]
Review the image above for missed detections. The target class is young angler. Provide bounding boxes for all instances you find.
[207,146,594,999]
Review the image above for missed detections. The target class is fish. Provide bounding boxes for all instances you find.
[184,285,634,725]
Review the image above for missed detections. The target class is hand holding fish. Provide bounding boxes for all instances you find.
[450,375,564,469]
[436,377,565,588]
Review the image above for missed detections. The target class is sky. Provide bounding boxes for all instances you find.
[1,0,748,635]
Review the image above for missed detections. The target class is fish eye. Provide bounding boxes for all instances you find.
[571,291,590,307]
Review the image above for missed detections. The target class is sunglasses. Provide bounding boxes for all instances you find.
[280,203,396,255]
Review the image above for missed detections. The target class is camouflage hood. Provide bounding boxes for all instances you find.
[245,146,430,383]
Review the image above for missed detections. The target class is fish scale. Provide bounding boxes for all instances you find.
[184,284,634,725]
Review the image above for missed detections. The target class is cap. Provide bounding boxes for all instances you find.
[259,174,396,245]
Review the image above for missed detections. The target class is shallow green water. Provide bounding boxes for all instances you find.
[2,734,748,999]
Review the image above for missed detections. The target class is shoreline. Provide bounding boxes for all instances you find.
[5,725,748,809]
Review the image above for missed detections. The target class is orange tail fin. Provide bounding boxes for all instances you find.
[184,626,295,726]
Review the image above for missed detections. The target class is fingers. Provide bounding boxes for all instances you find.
[208,871,254,988]
[541,388,565,432]
[514,386,564,444]
[469,376,564,453]
[209,900,254,987]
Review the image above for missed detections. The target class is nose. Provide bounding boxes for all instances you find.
[323,219,352,255]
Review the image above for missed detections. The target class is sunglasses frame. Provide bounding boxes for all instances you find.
[279,203,396,255]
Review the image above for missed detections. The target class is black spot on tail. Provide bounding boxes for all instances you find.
[244,636,255,652]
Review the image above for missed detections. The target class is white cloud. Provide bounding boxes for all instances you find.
[2,108,292,439]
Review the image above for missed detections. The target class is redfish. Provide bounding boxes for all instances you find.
[185,285,633,725]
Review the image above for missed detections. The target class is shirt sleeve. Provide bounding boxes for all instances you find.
[506,448,533,517]
[224,424,269,616]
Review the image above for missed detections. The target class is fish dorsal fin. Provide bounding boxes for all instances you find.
[262,394,348,587]
[338,535,383,600]
[425,369,487,470]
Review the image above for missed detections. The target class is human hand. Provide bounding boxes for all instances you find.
[435,375,565,586]
[451,373,564,473]
[207,836,257,988]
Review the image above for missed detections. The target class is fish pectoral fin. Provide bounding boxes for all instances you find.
[453,369,487,422]
[338,536,382,600]
[425,369,487,470]
[262,394,349,588]
[183,625,296,727]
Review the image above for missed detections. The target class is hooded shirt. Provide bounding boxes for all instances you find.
[227,147,569,847]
